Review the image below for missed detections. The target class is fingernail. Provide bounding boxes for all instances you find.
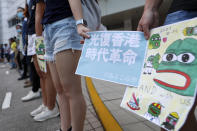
[80,40,85,44]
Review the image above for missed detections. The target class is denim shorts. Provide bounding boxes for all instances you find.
[164,10,197,25]
[44,17,83,61]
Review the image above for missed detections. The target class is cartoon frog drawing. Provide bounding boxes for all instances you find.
[36,42,45,56]
[149,34,161,49]
[144,53,160,75]
[36,39,45,62]
[162,112,179,130]
[153,38,197,96]
[144,102,161,125]
[183,26,197,36]
[127,93,140,110]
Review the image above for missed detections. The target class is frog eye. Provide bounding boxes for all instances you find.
[177,53,195,63]
[156,37,160,41]
[162,53,177,62]
[193,27,197,34]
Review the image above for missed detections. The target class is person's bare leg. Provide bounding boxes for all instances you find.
[14,57,19,69]
[33,55,47,106]
[48,61,71,131]
[45,63,56,110]
[55,50,86,131]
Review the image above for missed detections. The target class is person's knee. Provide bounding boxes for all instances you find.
[60,76,73,89]
[56,86,65,96]
[57,89,70,99]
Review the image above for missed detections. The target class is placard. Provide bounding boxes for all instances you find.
[76,31,147,87]
[121,17,197,131]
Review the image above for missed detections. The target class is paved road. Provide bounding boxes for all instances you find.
[0,63,103,131]
[0,63,60,131]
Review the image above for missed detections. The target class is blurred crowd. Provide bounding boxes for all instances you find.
[0,1,59,125]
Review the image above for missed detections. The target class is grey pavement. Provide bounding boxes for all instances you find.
[0,63,103,131]
[92,79,197,131]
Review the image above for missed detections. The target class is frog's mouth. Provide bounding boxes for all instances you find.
[155,42,159,47]
[153,70,191,90]
[38,57,45,62]
[150,108,158,115]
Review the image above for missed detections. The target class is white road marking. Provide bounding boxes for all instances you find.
[0,65,6,68]
[5,71,9,75]
[2,92,12,110]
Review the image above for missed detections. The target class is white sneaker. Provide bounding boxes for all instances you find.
[21,91,40,102]
[30,104,46,117]
[33,106,59,122]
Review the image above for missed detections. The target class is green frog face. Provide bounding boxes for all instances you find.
[162,112,179,130]
[148,103,161,117]
[183,26,197,36]
[149,34,161,49]
[154,38,197,96]
[36,43,45,55]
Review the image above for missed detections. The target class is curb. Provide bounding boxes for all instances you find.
[85,77,123,131]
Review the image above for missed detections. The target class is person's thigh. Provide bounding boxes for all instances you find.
[48,61,64,94]
[55,50,82,95]
[45,17,82,95]
[33,55,46,78]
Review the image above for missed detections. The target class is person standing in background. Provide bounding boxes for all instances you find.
[4,44,10,63]
[21,0,41,102]
[36,0,90,130]
[23,3,33,88]
[0,44,4,62]
[9,38,17,69]
[22,0,59,122]
[15,24,23,74]
[16,7,29,80]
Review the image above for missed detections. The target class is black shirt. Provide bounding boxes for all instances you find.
[168,0,197,13]
[37,0,73,24]
[0,47,4,58]
[27,0,36,35]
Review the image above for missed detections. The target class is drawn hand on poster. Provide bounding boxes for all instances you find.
[162,112,179,131]
[144,53,160,75]
[127,93,140,110]
[144,102,162,125]
[183,26,197,36]
[149,34,161,49]
[153,38,197,96]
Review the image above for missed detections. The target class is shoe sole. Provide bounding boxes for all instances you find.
[21,96,41,102]
[30,111,43,117]
[34,113,60,122]
[23,85,32,88]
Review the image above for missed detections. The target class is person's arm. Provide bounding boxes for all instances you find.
[35,1,45,36]
[137,0,163,39]
[68,0,90,39]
